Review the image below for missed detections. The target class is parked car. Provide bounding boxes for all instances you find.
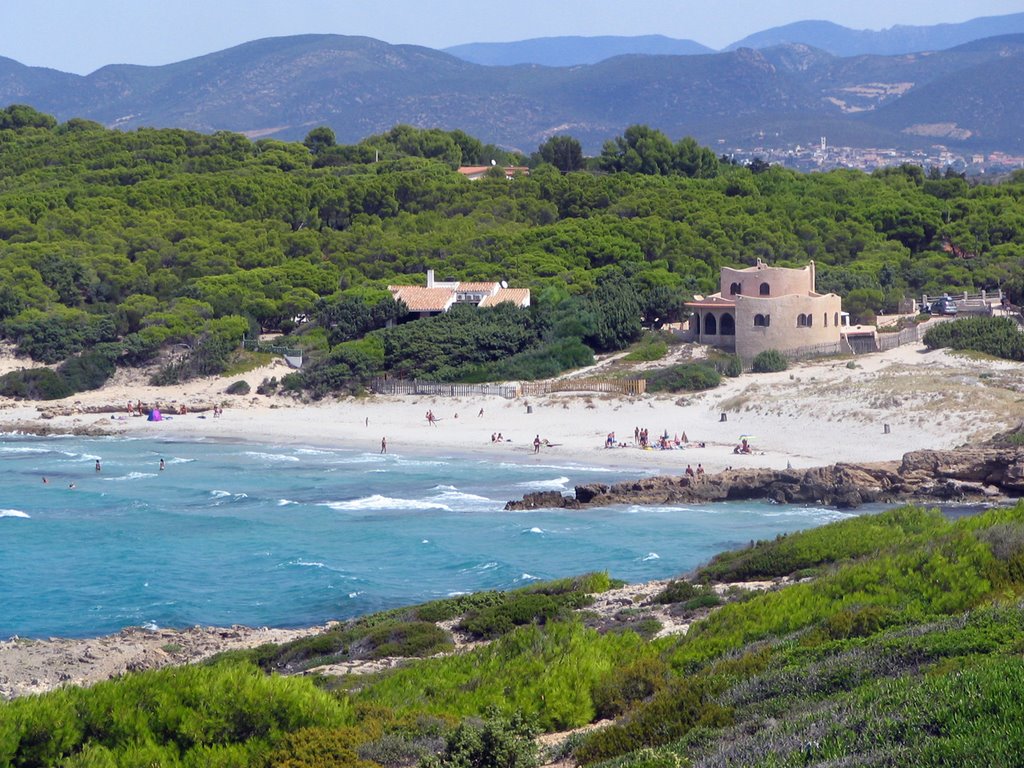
[929,297,958,315]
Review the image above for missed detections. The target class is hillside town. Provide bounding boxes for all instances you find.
[725,139,1024,174]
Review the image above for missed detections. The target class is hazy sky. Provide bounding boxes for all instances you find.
[5,0,1024,75]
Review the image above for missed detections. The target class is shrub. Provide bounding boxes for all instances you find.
[645,363,721,393]
[256,377,279,395]
[575,679,731,764]
[710,353,743,377]
[460,338,595,383]
[0,367,72,400]
[225,379,251,395]
[56,347,117,392]
[751,349,787,373]
[269,727,378,768]
[422,709,539,768]
[653,580,698,605]
[357,621,453,659]
[623,338,668,362]
[592,656,672,719]
[923,316,1024,361]
[459,593,563,639]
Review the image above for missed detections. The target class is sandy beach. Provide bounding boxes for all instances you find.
[1,342,1020,475]
[2,341,1022,698]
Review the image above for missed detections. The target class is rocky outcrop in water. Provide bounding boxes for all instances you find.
[505,448,1024,511]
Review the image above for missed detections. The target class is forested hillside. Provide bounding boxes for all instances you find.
[1,105,1023,395]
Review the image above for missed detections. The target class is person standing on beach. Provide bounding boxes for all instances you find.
[380,437,387,454]
[534,435,541,453]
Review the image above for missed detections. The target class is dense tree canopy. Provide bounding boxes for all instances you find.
[0,113,1021,390]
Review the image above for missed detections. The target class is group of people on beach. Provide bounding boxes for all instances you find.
[125,401,223,418]
[610,426,704,451]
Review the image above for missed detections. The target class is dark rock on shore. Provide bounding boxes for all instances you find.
[505,447,1024,511]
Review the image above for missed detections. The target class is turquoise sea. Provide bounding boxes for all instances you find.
[0,434,868,639]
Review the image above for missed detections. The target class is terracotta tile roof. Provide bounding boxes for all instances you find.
[479,288,531,308]
[390,287,456,313]
[457,166,531,178]
[456,282,500,294]
[685,294,735,308]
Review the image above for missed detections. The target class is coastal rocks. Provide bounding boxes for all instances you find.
[899,447,1024,493]
[505,448,1024,511]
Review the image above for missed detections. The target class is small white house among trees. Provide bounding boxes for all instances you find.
[388,270,530,319]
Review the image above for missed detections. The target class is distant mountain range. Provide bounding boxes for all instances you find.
[1,27,1023,156]
[446,13,1024,65]
[445,35,712,66]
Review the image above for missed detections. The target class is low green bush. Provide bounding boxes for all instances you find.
[358,621,453,659]
[645,363,721,393]
[459,593,563,639]
[422,709,539,768]
[56,347,118,392]
[460,337,595,383]
[652,580,698,604]
[592,656,672,719]
[710,353,743,377]
[750,349,787,373]
[696,506,945,583]
[623,338,668,362]
[0,662,352,767]
[0,367,72,400]
[225,379,251,395]
[923,316,1024,360]
[575,678,731,764]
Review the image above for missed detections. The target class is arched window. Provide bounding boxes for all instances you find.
[754,314,767,327]
[824,313,828,327]
[807,314,813,327]
[704,314,718,335]
[729,282,742,295]
[834,312,839,327]
[797,314,806,327]
[759,282,770,296]
[720,313,736,336]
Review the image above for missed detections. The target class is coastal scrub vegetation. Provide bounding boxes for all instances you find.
[0,109,1023,396]
[8,505,1024,765]
[750,348,788,373]
[923,315,1024,360]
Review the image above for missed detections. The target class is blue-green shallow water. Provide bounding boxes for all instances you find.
[0,434,878,639]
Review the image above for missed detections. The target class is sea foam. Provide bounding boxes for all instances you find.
[516,476,570,490]
[323,494,452,512]
[0,508,29,518]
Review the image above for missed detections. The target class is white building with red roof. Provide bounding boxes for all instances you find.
[388,270,530,319]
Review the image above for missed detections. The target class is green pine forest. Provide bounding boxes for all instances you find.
[1,104,1024,395]
[6,503,1024,766]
